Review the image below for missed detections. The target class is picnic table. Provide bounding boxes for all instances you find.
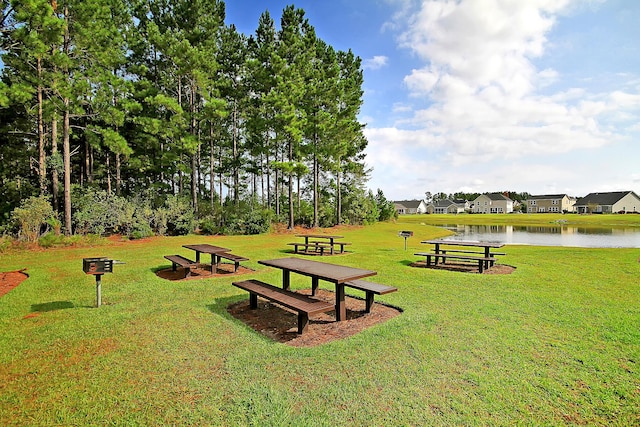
[417,239,505,273]
[258,257,377,321]
[289,234,351,255]
[182,244,231,273]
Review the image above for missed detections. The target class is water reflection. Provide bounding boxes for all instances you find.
[436,224,640,248]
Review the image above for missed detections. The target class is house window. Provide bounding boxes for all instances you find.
[530,200,536,205]
[552,199,558,204]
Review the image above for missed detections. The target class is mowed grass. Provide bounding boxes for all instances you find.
[0,217,639,426]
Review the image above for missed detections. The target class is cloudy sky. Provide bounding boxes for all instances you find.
[226,0,640,200]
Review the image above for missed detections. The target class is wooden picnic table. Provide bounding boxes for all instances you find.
[420,239,505,270]
[258,257,376,321]
[293,234,350,255]
[182,244,230,273]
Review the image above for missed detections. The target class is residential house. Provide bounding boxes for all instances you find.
[426,199,466,214]
[394,200,428,214]
[526,194,576,213]
[573,191,640,214]
[472,193,513,214]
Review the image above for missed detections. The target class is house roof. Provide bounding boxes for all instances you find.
[574,191,639,206]
[478,193,512,201]
[527,194,570,200]
[433,199,456,208]
[394,200,424,209]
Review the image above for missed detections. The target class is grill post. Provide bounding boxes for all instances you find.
[95,274,102,307]
[83,257,121,307]
[398,231,413,250]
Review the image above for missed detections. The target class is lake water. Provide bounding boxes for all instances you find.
[434,224,640,248]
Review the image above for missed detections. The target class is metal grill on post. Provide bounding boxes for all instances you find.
[398,231,413,250]
[83,257,115,307]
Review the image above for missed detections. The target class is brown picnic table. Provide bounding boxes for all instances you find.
[291,234,351,255]
[258,257,376,321]
[417,239,505,272]
[182,244,231,273]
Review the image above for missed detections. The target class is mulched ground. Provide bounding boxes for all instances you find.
[0,269,28,298]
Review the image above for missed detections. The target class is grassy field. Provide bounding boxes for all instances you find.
[1,215,639,426]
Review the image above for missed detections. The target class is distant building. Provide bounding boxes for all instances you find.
[472,193,513,214]
[394,200,428,214]
[573,191,640,214]
[526,194,576,213]
[426,199,466,214]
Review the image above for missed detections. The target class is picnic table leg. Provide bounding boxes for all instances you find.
[311,277,319,296]
[365,292,374,313]
[298,312,309,334]
[211,253,216,273]
[283,270,291,291]
[194,251,201,263]
[335,284,346,321]
[249,292,258,309]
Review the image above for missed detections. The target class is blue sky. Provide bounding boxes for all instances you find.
[225,0,640,200]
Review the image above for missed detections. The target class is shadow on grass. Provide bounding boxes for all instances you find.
[31,301,75,312]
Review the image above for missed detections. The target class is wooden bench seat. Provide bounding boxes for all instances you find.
[217,252,249,272]
[344,279,397,313]
[233,279,334,334]
[438,249,505,257]
[287,242,331,255]
[414,252,496,273]
[164,254,198,278]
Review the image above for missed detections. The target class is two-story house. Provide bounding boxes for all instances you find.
[526,194,576,213]
[472,193,513,214]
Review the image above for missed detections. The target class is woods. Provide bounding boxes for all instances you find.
[0,1,393,238]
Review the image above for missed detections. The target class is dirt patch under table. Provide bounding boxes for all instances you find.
[0,269,29,298]
[227,288,402,347]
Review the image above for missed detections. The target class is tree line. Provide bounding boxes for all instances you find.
[1,0,395,239]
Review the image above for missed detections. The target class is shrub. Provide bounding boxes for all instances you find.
[10,195,57,242]
[163,196,195,235]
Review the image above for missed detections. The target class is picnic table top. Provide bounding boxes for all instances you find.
[182,244,231,254]
[258,257,375,283]
[295,234,344,239]
[421,239,504,248]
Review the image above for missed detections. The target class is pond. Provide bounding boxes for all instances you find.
[433,224,640,248]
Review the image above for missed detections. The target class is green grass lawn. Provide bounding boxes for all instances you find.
[1,218,639,426]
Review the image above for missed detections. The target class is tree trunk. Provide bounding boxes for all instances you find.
[37,57,46,195]
[336,167,342,226]
[209,125,216,210]
[63,99,72,235]
[51,114,59,211]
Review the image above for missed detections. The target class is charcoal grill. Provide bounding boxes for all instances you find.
[398,230,413,250]
[83,257,121,307]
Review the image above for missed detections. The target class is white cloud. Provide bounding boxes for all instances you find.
[363,55,389,70]
[364,0,640,200]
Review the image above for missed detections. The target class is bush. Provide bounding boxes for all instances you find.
[163,196,195,235]
[10,195,57,242]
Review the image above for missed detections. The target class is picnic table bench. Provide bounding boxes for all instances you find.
[164,254,198,278]
[287,242,331,256]
[216,252,249,272]
[414,252,496,273]
[289,234,351,255]
[232,279,334,334]
[344,279,397,313]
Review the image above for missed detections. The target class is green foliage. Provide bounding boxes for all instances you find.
[10,195,57,242]
[162,195,195,236]
[375,188,398,221]
[200,199,273,235]
[342,188,379,225]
